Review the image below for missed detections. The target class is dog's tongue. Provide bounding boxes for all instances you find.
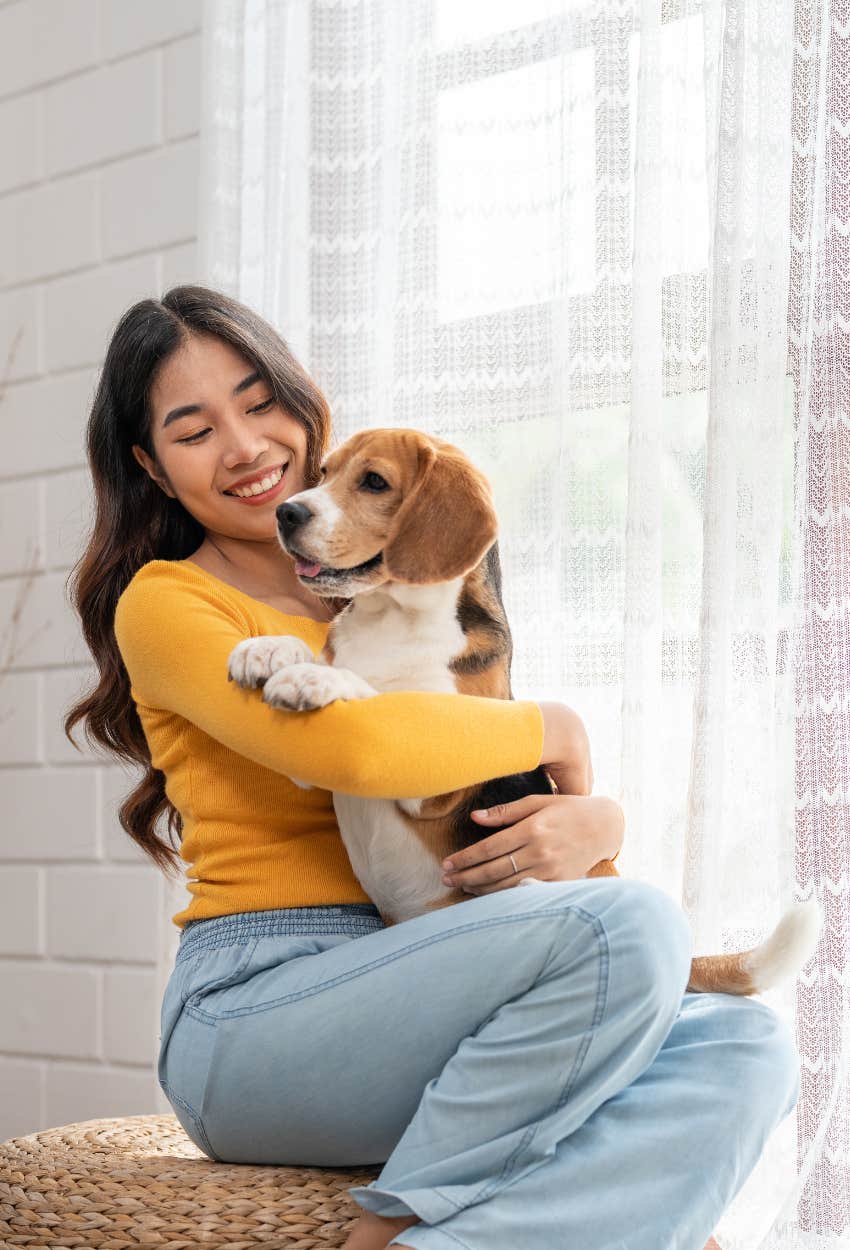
[295,559,323,578]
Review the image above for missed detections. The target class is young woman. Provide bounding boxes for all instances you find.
[65,285,799,1250]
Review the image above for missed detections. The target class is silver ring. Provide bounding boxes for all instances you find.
[509,853,519,875]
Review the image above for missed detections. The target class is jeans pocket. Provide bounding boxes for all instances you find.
[183,937,261,1020]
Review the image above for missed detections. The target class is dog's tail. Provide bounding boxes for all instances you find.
[684,898,822,996]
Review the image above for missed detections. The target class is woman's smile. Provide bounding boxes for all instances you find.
[223,462,289,504]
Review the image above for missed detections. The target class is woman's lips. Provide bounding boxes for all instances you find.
[224,464,288,505]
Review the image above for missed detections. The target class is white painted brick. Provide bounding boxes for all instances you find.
[0,767,97,860]
[0,960,98,1057]
[164,34,200,141]
[161,240,197,290]
[0,476,43,577]
[46,866,159,961]
[0,671,41,764]
[0,2,31,100]
[43,468,92,569]
[46,1062,157,1128]
[102,138,199,258]
[0,1056,44,1140]
[101,0,202,60]
[0,91,43,193]
[0,570,90,670]
[0,369,97,477]
[104,966,157,1064]
[0,173,98,287]
[45,253,160,372]
[46,52,160,177]
[30,0,99,89]
[101,766,157,867]
[0,866,41,954]
[0,0,99,102]
[0,285,43,381]
[44,664,98,765]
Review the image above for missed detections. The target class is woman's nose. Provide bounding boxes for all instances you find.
[224,436,270,466]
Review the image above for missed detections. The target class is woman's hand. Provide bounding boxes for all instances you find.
[440,793,625,895]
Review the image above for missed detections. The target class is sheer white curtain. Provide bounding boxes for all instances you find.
[195,1,849,1245]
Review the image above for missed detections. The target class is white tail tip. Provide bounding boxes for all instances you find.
[747,897,823,992]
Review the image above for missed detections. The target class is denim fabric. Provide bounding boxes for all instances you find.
[158,880,801,1250]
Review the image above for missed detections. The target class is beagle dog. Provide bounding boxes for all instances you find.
[227,428,821,996]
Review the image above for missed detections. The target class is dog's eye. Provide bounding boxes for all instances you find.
[361,471,390,492]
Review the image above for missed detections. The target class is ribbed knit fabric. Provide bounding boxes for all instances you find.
[114,560,545,929]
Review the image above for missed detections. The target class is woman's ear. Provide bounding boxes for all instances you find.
[131,444,176,499]
[384,442,498,584]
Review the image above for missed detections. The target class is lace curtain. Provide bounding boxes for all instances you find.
[194,1,849,1245]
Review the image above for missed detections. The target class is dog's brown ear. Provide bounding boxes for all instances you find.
[384,441,498,584]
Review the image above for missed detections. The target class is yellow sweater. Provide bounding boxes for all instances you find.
[113,560,546,929]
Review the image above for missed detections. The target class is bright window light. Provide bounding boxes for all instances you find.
[436,0,584,47]
[437,51,595,322]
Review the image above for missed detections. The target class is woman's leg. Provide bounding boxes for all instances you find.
[160,879,797,1249]
[172,878,689,1173]
[383,991,800,1250]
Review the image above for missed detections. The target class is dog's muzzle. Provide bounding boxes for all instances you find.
[276,500,383,582]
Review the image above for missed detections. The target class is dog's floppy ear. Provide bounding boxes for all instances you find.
[384,440,498,584]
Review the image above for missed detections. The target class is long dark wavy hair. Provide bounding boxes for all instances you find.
[63,285,340,879]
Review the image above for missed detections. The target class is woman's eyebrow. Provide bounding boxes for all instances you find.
[162,371,263,428]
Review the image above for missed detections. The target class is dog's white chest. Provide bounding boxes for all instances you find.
[329,582,467,921]
[331,582,466,693]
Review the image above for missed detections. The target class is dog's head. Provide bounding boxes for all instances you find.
[275,427,498,596]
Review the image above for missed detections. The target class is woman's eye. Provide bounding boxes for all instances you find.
[361,471,390,491]
[177,398,275,444]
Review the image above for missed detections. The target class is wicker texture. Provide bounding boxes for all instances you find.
[0,1114,381,1249]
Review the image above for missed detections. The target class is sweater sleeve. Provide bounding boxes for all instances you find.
[113,566,545,800]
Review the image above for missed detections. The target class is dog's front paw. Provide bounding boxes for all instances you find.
[227,635,316,688]
[263,664,377,711]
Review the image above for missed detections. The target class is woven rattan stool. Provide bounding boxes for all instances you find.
[0,1113,727,1249]
[0,1113,382,1248]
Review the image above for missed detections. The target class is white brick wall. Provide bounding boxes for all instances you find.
[0,0,201,1143]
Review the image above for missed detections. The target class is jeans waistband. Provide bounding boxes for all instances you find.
[176,904,385,962]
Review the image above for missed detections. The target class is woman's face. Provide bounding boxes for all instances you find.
[132,331,311,541]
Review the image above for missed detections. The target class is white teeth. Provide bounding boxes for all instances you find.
[229,465,285,497]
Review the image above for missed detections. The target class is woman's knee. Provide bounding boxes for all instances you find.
[563,878,693,1013]
[615,879,693,1001]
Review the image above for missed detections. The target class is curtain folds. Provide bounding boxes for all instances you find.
[196,1,849,1245]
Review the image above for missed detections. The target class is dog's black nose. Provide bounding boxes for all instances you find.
[276,500,312,534]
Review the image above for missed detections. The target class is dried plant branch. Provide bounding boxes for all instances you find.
[0,541,46,672]
[0,327,47,728]
[0,326,22,407]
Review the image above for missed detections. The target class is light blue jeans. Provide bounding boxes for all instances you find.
[158,878,801,1250]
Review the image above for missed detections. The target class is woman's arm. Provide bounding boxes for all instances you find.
[114,568,587,801]
[537,701,594,796]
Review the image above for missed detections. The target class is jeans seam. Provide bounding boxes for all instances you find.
[161,1077,223,1162]
[403,1227,473,1250]
[190,903,607,1024]
[464,907,611,1207]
